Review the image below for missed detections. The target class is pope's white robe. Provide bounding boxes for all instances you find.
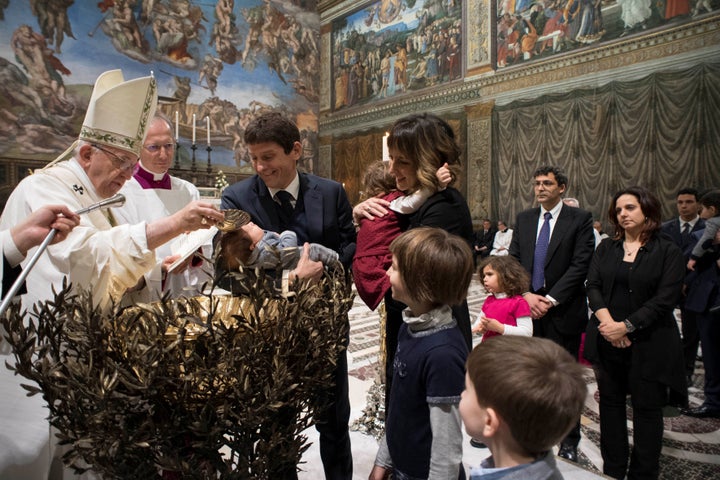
[113,175,214,303]
[0,158,156,478]
[0,159,156,311]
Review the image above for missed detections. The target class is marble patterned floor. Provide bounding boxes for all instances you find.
[297,275,720,479]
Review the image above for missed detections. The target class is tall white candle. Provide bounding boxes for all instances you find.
[192,113,196,144]
[206,116,211,146]
[382,132,390,162]
[174,111,179,140]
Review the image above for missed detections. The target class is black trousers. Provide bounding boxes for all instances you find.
[533,314,583,448]
[697,309,720,409]
[680,307,700,378]
[595,341,666,480]
[278,333,353,480]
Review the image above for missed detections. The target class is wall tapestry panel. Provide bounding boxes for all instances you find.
[0,0,320,176]
[491,62,720,226]
[330,0,463,111]
[496,0,719,69]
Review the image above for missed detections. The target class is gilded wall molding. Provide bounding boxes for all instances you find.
[318,144,333,180]
[466,116,492,219]
[320,31,332,112]
[466,0,491,69]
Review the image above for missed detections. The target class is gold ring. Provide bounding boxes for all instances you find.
[201,217,207,225]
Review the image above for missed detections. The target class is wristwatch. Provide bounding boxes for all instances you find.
[623,319,636,333]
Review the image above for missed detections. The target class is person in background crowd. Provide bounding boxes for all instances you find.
[661,187,705,386]
[473,218,496,264]
[682,189,720,419]
[489,220,513,256]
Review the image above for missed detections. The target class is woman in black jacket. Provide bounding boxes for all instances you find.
[351,113,473,409]
[585,186,686,480]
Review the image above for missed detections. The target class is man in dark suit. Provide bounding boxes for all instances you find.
[509,166,594,463]
[472,218,495,266]
[661,187,705,386]
[682,213,720,419]
[221,112,356,480]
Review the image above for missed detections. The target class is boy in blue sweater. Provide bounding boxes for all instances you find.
[370,227,474,480]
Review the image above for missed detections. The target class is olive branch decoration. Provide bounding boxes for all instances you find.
[1,266,352,479]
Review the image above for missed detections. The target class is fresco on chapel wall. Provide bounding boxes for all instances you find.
[496,0,718,68]
[330,0,462,111]
[0,0,320,175]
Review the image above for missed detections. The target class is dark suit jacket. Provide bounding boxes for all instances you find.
[684,228,720,313]
[473,228,496,257]
[509,205,594,335]
[661,217,706,258]
[221,173,356,268]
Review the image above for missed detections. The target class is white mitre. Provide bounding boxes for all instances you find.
[79,69,158,157]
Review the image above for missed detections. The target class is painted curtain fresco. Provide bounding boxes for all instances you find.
[331,0,462,111]
[496,0,718,68]
[0,0,320,174]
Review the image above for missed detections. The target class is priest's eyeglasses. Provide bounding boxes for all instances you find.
[144,143,175,154]
[92,144,137,173]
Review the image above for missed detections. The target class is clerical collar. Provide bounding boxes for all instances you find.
[134,163,171,190]
[268,173,300,201]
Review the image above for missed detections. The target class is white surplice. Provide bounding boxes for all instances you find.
[113,175,214,303]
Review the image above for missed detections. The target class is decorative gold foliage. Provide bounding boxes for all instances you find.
[1,267,353,479]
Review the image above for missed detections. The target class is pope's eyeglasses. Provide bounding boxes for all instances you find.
[92,144,137,173]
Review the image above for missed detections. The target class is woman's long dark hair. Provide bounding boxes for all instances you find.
[607,186,662,244]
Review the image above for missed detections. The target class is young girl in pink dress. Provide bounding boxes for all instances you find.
[473,255,533,341]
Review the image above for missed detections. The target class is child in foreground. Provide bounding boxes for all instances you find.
[353,160,452,310]
[472,256,532,340]
[459,335,587,479]
[369,227,474,480]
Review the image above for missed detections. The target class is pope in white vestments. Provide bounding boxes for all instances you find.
[0,70,223,479]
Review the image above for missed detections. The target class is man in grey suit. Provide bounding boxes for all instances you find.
[661,187,706,385]
[509,166,595,463]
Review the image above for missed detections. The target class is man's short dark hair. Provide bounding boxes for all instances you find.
[677,188,699,200]
[244,112,300,154]
[533,166,568,188]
